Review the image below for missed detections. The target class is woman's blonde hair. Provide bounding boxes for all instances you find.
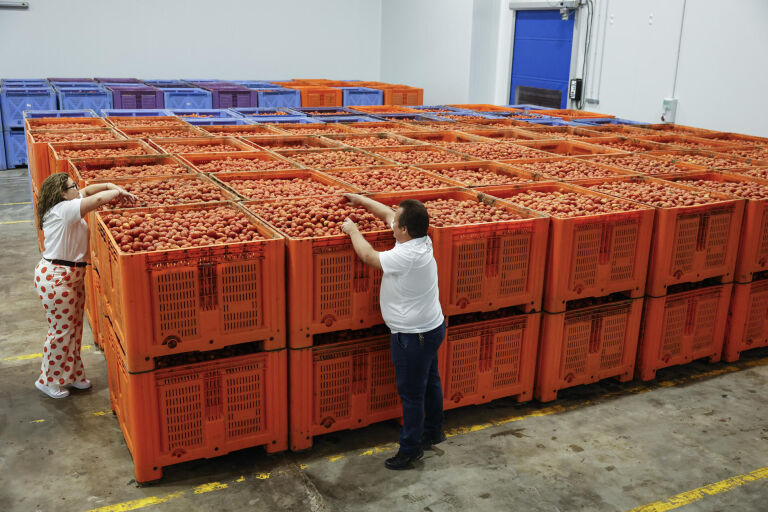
[37,173,71,230]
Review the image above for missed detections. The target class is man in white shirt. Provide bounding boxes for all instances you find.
[342,193,446,470]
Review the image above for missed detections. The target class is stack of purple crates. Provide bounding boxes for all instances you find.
[187,81,258,109]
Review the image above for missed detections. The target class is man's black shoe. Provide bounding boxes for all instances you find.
[385,448,424,470]
[422,431,447,449]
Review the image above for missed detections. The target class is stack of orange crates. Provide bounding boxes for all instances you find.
[24,95,768,482]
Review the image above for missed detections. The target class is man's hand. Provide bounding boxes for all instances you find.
[343,193,364,206]
[341,217,359,235]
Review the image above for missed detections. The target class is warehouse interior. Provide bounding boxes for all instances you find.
[1,1,767,511]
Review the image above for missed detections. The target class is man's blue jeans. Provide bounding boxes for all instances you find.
[390,321,446,455]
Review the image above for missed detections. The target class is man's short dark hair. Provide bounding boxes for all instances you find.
[397,199,429,238]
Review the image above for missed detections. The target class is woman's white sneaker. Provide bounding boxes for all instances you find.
[35,380,70,399]
[69,379,92,390]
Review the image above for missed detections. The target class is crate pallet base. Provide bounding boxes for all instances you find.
[442,311,540,410]
[723,278,768,362]
[103,317,288,483]
[636,282,733,381]
[535,296,643,402]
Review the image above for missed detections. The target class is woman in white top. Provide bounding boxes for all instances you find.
[34,172,135,399]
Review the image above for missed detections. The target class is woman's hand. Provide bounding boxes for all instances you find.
[113,185,139,202]
[341,217,359,236]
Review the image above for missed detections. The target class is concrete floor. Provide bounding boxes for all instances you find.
[1,167,767,512]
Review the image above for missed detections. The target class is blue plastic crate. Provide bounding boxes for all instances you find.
[24,109,98,119]
[53,82,103,90]
[572,117,648,126]
[514,118,574,126]
[143,80,190,88]
[1,79,48,87]
[169,108,239,120]
[430,111,506,121]
[253,88,301,108]
[315,115,382,124]
[405,105,465,114]
[0,87,57,128]
[505,104,549,110]
[57,87,113,111]
[0,130,6,170]
[369,113,444,122]
[48,78,96,84]
[339,87,383,107]
[252,116,317,125]
[161,88,212,109]
[100,109,172,117]
[228,107,300,118]
[233,81,283,89]
[184,117,254,126]
[4,128,27,167]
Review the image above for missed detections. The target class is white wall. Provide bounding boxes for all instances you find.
[380,0,473,105]
[0,0,382,81]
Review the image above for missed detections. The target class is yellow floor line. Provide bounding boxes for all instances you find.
[0,219,33,224]
[628,466,768,512]
[1,344,93,363]
[0,201,32,206]
[78,355,768,512]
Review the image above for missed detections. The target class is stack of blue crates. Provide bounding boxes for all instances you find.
[338,87,383,106]
[1,79,56,167]
[232,82,301,108]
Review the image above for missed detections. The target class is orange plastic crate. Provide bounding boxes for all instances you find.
[573,153,707,177]
[482,182,653,311]
[346,105,421,115]
[116,124,209,141]
[103,318,287,483]
[148,136,254,155]
[582,136,674,153]
[323,165,464,193]
[395,130,490,145]
[512,139,627,157]
[26,127,126,188]
[106,116,190,129]
[198,124,281,137]
[285,86,343,107]
[179,151,301,173]
[48,139,159,175]
[370,145,480,165]
[68,154,195,186]
[368,189,549,315]
[244,199,393,348]
[241,134,345,150]
[507,157,643,183]
[459,127,553,142]
[211,169,360,200]
[668,171,768,283]
[94,202,285,372]
[266,122,357,135]
[536,296,642,402]
[446,104,522,113]
[646,149,767,171]
[635,134,735,151]
[382,86,423,106]
[581,176,745,296]
[274,147,396,169]
[642,123,717,136]
[514,126,606,141]
[344,121,419,134]
[636,282,732,381]
[724,276,768,362]
[535,109,615,121]
[578,124,655,137]
[95,174,240,208]
[32,186,44,254]
[443,310,540,409]
[415,161,543,187]
[25,116,108,131]
[289,328,421,451]
[699,132,768,147]
[319,132,425,148]
[457,118,532,129]
[84,266,101,349]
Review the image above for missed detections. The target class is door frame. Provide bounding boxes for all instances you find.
[505,1,584,108]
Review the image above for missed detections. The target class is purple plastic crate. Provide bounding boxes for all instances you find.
[107,85,164,109]
[95,77,141,84]
[207,87,258,109]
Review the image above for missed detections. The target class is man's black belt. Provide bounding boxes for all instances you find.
[45,258,88,268]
